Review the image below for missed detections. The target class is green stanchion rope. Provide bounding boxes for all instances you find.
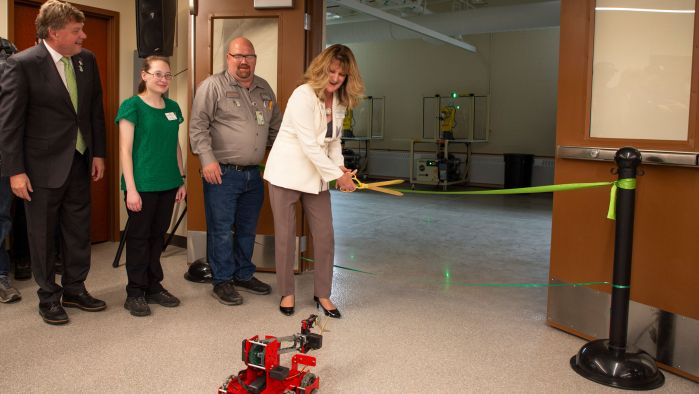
[268,165,635,219]
[606,178,636,220]
[393,182,613,195]
[388,178,636,220]
[436,281,610,288]
[303,257,619,288]
[333,264,377,275]
[301,178,640,286]
[612,284,631,289]
[301,257,377,275]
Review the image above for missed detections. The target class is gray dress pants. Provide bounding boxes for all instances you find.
[268,184,334,298]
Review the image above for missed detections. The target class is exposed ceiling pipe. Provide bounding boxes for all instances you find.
[334,0,477,52]
[328,1,560,46]
[369,0,432,14]
[327,0,432,24]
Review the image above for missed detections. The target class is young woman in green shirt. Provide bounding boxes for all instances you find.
[116,56,186,317]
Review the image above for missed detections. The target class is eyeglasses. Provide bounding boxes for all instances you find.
[145,71,173,80]
[228,53,257,62]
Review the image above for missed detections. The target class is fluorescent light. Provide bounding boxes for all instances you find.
[595,7,694,14]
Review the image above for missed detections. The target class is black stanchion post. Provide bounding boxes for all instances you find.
[570,147,664,390]
[609,146,637,355]
[163,205,187,251]
[112,219,129,268]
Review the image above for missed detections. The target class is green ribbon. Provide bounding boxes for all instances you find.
[392,182,613,195]
[389,179,637,221]
[606,178,636,220]
[298,179,640,284]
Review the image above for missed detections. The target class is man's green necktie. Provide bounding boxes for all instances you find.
[60,56,86,154]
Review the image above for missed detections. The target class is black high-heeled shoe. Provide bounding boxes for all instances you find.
[313,296,341,319]
[279,296,294,316]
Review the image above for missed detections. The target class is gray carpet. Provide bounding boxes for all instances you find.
[2,190,696,393]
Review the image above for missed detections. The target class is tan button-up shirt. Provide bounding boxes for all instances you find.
[189,70,281,167]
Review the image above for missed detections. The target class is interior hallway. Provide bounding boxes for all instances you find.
[1,190,697,393]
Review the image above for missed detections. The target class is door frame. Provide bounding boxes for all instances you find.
[8,0,121,242]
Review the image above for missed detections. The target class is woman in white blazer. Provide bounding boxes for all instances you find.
[264,44,364,317]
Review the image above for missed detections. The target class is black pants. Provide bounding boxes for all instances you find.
[124,188,177,297]
[10,201,30,261]
[25,152,91,304]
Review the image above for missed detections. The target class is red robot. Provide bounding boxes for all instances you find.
[219,315,323,394]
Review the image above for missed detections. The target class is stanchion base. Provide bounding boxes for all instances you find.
[570,339,664,390]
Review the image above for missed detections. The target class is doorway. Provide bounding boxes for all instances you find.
[8,0,120,242]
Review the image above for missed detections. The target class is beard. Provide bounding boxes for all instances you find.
[236,66,251,80]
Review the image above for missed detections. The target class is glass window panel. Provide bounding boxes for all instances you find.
[349,99,370,137]
[212,18,278,95]
[590,0,694,140]
[371,97,385,139]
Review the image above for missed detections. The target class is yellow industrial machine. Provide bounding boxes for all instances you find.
[439,105,456,140]
[342,108,354,137]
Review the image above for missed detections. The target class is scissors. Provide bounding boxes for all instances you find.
[340,175,404,196]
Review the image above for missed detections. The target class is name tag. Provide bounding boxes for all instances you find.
[255,110,265,126]
[165,112,178,121]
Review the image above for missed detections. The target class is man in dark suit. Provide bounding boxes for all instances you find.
[0,0,107,324]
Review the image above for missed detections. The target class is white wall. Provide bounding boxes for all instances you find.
[347,27,559,157]
[488,28,559,156]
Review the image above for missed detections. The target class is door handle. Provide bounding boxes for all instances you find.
[557,146,699,167]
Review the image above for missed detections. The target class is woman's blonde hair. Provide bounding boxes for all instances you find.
[304,44,364,109]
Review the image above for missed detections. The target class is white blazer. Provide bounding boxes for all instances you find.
[264,84,346,194]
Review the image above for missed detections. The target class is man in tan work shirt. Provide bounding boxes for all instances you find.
[189,37,281,306]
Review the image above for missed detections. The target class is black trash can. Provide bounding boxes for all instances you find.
[504,153,534,189]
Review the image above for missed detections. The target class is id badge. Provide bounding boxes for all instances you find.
[165,112,177,121]
[255,110,265,126]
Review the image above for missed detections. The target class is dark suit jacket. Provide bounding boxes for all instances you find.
[0,42,106,188]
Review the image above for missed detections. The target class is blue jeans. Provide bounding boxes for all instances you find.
[203,166,263,285]
[0,176,12,276]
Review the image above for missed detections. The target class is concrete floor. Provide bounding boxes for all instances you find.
[1,190,697,393]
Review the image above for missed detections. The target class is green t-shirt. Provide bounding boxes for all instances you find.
[116,96,184,192]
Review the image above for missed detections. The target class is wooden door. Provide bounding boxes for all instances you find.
[186,0,316,270]
[548,0,699,381]
[10,0,119,243]
[187,1,308,230]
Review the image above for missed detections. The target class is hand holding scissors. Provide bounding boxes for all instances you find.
[336,170,357,192]
[339,173,404,196]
